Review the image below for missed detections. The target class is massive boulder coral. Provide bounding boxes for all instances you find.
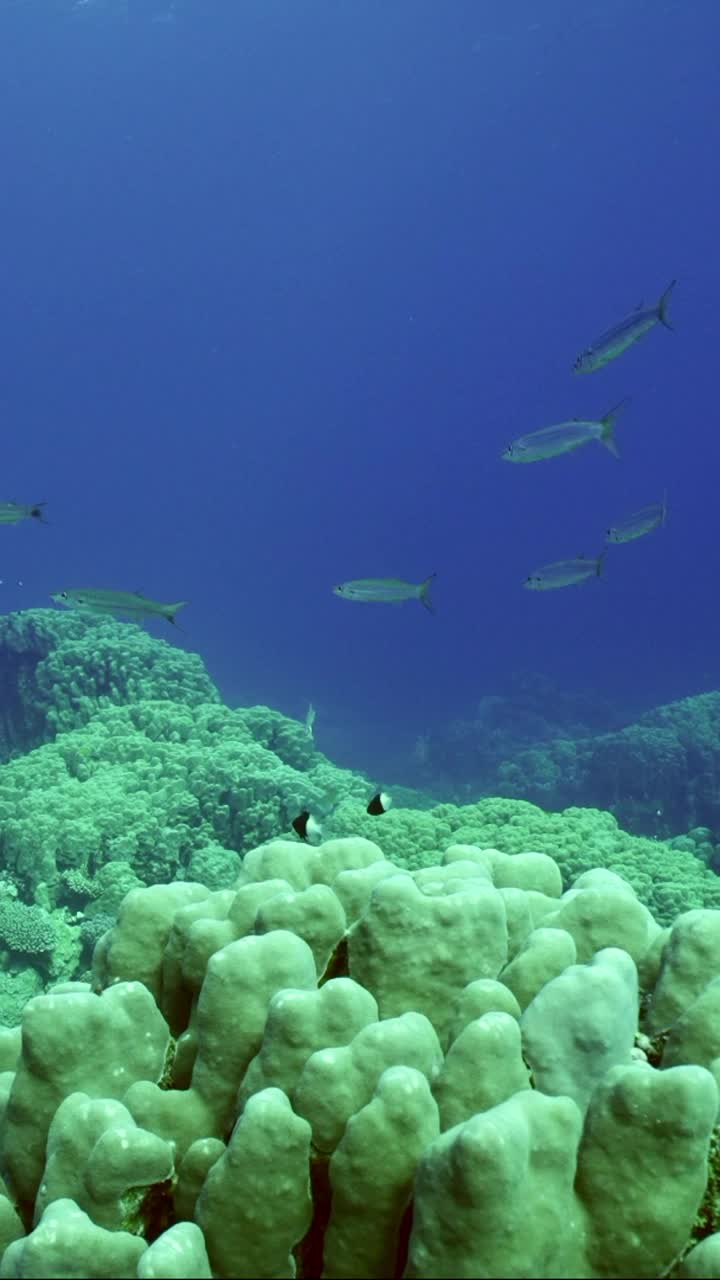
[326,794,720,924]
[1,831,720,1277]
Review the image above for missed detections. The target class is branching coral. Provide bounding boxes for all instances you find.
[0,901,56,956]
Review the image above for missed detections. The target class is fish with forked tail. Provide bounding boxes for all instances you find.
[501,400,628,463]
[333,574,436,613]
[524,552,606,590]
[573,280,676,373]
[51,588,188,624]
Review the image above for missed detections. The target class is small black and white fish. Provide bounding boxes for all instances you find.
[291,810,323,842]
[606,494,667,544]
[367,791,392,816]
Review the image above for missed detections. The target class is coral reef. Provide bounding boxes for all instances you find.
[0,699,369,908]
[428,688,720,846]
[325,794,720,925]
[2,615,720,1274]
[0,609,219,760]
[423,674,621,793]
[0,832,719,1276]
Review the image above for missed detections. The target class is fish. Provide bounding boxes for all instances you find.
[0,501,47,524]
[51,588,188,624]
[606,494,667,544]
[573,280,676,373]
[524,552,606,590]
[304,703,316,739]
[367,790,392,816]
[292,809,323,842]
[501,400,628,463]
[333,574,436,613]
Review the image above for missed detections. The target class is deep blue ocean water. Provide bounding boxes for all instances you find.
[1,0,718,781]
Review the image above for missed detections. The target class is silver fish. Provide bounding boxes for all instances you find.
[51,588,188,624]
[333,574,436,613]
[304,703,316,739]
[606,494,667,544]
[524,553,605,590]
[574,280,676,373]
[501,400,627,463]
[0,501,47,525]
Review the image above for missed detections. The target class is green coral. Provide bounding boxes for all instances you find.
[328,798,454,869]
[0,699,369,905]
[326,796,720,925]
[0,607,220,761]
[59,868,99,905]
[186,844,242,890]
[0,967,44,1028]
[79,912,116,959]
[0,900,56,954]
[234,705,318,772]
[486,691,720,840]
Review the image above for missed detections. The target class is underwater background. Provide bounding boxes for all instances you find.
[1,0,720,829]
[5,7,720,1277]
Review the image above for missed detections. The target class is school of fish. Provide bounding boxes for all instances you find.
[331,279,674,604]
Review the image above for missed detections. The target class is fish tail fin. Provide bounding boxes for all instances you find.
[419,573,436,614]
[661,488,668,525]
[596,551,607,577]
[657,279,676,330]
[165,601,189,625]
[599,398,629,458]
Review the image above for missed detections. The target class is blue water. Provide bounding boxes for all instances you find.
[1,0,718,779]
